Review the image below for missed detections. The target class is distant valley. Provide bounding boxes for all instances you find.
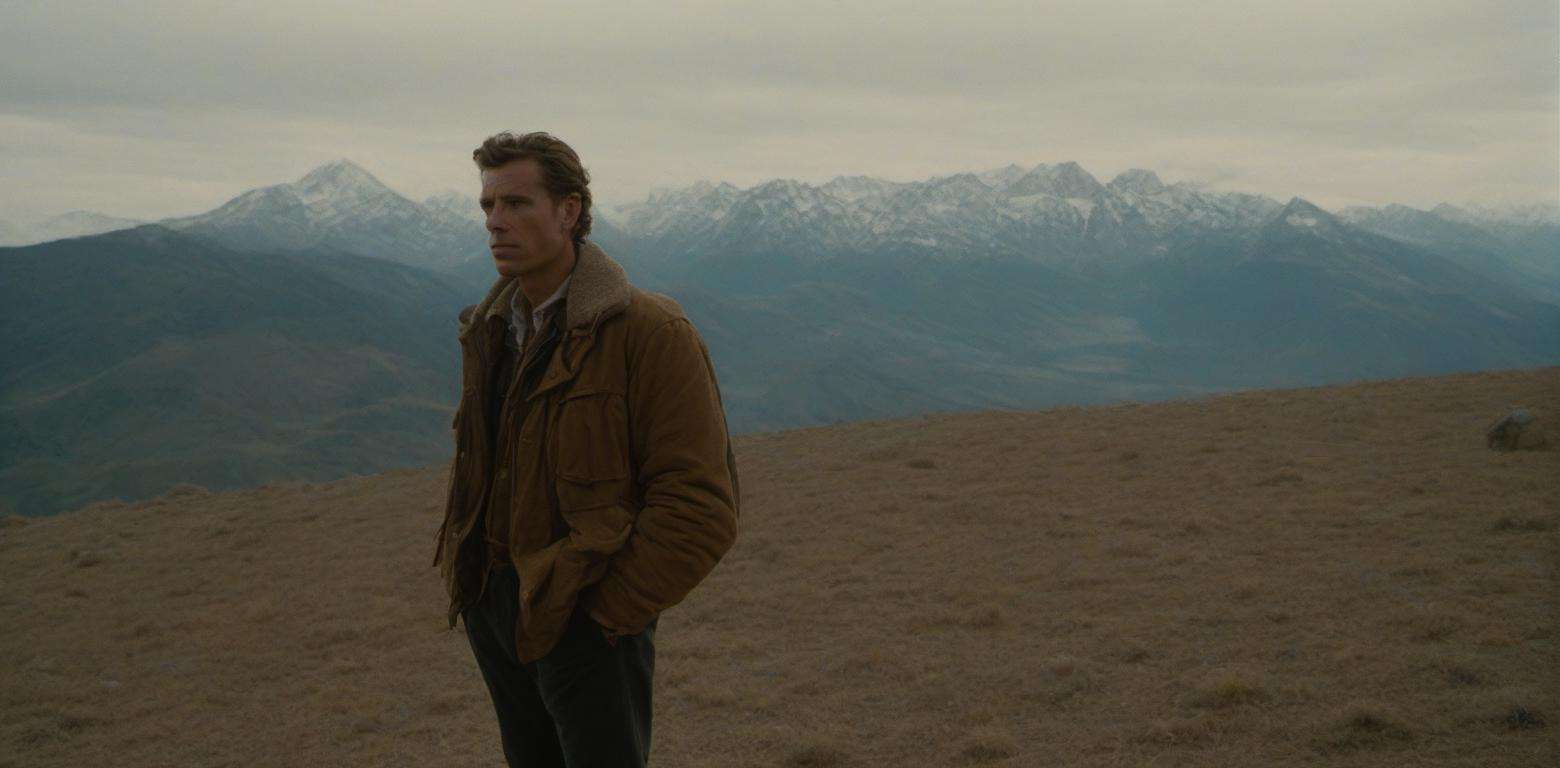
[2,159,1556,515]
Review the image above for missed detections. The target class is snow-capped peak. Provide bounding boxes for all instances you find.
[821,175,903,202]
[975,163,1030,191]
[1275,197,1341,231]
[1444,201,1560,226]
[296,160,392,200]
[423,190,483,225]
[423,190,473,208]
[1108,169,1165,195]
[1008,161,1104,199]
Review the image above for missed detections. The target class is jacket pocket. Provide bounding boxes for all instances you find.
[552,389,630,486]
[551,389,634,560]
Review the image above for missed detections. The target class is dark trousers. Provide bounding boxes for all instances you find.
[462,565,658,767]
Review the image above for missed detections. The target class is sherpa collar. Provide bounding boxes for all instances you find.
[461,240,632,339]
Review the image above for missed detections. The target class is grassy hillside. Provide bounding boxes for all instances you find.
[0,226,471,516]
[0,366,1555,766]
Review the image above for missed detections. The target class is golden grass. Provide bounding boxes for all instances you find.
[1,366,1556,766]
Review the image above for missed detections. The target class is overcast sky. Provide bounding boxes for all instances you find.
[2,0,1555,222]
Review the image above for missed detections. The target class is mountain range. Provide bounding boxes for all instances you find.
[2,159,1556,515]
[159,160,488,272]
[585,164,1557,428]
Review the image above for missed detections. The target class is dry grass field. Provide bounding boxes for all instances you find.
[2,366,1556,767]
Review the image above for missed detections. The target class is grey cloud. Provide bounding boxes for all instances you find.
[1,0,1554,220]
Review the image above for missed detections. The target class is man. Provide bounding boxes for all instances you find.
[433,131,740,766]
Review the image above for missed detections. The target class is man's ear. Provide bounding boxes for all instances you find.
[560,193,582,232]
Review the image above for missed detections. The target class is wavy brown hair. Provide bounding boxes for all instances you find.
[472,131,593,247]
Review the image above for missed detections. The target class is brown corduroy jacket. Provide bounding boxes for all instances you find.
[433,241,740,663]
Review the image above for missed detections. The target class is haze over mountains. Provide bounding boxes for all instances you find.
[0,211,147,247]
[2,159,1556,515]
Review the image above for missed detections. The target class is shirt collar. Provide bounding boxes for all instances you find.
[509,275,571,346]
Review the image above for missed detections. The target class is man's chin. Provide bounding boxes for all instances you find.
[492,257,527,278]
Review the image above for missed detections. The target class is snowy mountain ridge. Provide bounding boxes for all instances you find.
[157,159,485,270]
[600,161,1294,267]
[595,162,1556,280]
[16,157,1545,287]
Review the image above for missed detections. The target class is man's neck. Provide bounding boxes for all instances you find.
[519,244,577,307]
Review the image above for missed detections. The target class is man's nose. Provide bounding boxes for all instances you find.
[485,211,503,232]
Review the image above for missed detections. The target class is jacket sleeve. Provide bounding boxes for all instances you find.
[583,316,739,634]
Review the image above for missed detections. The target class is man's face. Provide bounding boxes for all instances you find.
[479,158,579,279]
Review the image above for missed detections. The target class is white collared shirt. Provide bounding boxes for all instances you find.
[508,276,571,353]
